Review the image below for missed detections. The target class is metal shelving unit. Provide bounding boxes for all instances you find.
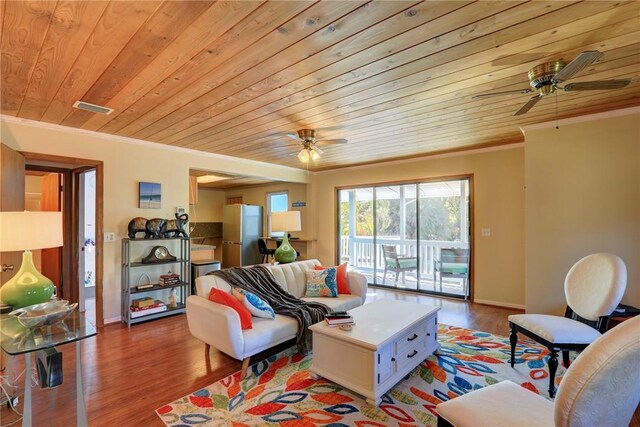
[121,237,190,326]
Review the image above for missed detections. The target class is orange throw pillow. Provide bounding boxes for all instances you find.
[208,288,252,330]
[314,263,350,294]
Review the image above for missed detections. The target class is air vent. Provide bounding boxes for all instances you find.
[73,101,113,115]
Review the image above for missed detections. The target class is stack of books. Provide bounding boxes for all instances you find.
[324,312,355,327]
[159,273,180,286]
[130,299,167,318]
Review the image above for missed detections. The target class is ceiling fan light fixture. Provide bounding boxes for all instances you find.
[310,148,321,161]
[297,149,311,163]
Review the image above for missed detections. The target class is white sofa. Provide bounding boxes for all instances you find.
[186,259,368,376]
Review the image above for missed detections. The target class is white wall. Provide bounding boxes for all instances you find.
[1,116,308,322]
[523,108,640,314]
[189,187,225,223]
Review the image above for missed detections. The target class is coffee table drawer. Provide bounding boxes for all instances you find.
[396,319,428,355]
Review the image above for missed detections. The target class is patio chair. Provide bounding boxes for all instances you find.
[508,253,626,397]
[381,245,417,285]
[434,248,469,294]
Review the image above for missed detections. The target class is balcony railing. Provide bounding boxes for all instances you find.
[339,235,467,278]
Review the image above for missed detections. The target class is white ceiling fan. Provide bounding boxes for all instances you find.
[286,129,347,163]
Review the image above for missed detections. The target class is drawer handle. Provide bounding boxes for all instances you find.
[407,333,418,342]
[407,350,418,358]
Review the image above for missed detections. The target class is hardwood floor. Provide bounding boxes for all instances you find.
[1,288,637,426]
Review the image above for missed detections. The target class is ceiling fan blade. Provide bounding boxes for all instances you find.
[472,88,533,99]
[286,133,304,142]
[563,79,631,91]
[514,94,543,116]
[552,50,603,83]
[313,146,324,155]
[316,138,348,145]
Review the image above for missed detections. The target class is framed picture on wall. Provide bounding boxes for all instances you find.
[139,182,161,209]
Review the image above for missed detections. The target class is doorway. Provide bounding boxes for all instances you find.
[20,150,104,327]
[78,170,96,323]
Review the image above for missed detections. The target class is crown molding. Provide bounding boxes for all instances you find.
[519,106,640,133]
[0,114,305,175]
[311,141,524,175]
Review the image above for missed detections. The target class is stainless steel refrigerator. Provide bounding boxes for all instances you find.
[222,204,263,268]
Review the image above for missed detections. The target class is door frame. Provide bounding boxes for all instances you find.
[21,152,104,327]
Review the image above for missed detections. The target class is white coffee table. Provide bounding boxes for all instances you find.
[309,299,440,405]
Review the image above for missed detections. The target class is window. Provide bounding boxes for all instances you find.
[267,191,288,236]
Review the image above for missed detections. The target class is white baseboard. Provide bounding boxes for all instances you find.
[474,299,525,310]
[104,316,121,325]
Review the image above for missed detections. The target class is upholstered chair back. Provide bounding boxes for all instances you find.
[564,253,626,320]
[554,315,640,427]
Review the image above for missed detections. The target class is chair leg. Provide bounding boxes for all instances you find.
[509,327,517,367]
[548,350,558,398]
[240,357,250,380]
[562,350,570,368]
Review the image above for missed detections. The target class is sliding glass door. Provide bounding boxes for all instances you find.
[338,178,471,299]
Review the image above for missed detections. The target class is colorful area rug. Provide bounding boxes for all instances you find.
[157,325,566,426]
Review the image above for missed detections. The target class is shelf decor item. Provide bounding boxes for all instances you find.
[0,211,63,308]
[271,211,301,264]
[142,245,177,263]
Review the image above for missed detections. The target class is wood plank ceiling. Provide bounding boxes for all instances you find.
[1,1,639,171]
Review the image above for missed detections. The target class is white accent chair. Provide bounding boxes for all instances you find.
[436,315,640,427]
[186,259,368,378]
[508,253,626,397]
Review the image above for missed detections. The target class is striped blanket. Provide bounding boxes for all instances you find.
[211,265,330,354]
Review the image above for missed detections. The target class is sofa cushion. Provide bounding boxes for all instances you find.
[267,259,321,298]
[243,314,298,355]
[304,268,338,298]
[315,263,350,294]
[232,288,275,319]
[208,288,252,330]
[196,274,231,296]
[302,294,363,312]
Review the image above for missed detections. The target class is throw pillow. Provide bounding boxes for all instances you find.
[208,288,252,330]
[305,267,338,297]
[231,288,275,319]
[314,262,350,294]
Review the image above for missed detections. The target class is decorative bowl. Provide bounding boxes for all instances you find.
[8,300,78,328]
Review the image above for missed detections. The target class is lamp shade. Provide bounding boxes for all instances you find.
[0,211,63,252]
[271,211,301,233]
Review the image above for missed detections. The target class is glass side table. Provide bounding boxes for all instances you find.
[0,310,96,427]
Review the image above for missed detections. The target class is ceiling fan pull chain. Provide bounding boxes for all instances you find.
[555,90,559,130]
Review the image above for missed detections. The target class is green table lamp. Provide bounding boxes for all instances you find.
[0,211,62,308]
[271,211,301,264]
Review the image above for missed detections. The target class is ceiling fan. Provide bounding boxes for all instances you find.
[286,129,347,163]
[472,51,631,116]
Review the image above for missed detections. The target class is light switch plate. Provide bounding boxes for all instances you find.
[481,228,491,237]
[104,232,116,242]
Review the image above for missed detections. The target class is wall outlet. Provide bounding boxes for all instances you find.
[104,232,116,242]
[481,228,491,237]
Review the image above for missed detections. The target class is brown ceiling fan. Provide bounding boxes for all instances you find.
[473,51,631,116]
[286,129,347,163]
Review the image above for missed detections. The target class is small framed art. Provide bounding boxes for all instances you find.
[139,182,161,209]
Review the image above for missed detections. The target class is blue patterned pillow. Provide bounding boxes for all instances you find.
[231,288,275,319]
[304,267,338,297]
